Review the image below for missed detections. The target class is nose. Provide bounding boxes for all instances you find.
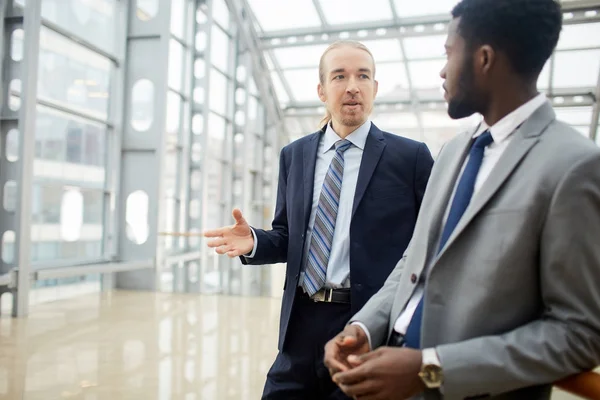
[440,64,447,80]
[346,76,359,94]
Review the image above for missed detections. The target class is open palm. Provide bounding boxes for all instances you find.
[203,209,254,258]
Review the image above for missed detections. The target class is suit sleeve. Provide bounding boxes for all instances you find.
[414,142,434,214]
[349,242,410,348]
[240,147,289,265]
[435,152,600,399]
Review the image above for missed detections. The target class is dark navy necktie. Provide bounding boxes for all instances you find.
[403,130,494,349]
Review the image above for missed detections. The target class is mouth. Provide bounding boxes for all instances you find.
[343,102,361,106]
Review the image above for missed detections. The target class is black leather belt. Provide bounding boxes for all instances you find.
[298,287,351,304]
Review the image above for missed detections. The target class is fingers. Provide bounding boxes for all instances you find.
[324,341,352,376]
[333,356,378,386]
[338,379,379,399]
[232,208,247,226]
[206,238,227,248]
[203,228,226,238]
[226,249,244,258]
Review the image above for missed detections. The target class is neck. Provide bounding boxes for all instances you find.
[482,81,539,126]
[330,119,364,139]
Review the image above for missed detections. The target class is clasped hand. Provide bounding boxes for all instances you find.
[324,325,425,400]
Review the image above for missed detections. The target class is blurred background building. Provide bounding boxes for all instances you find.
[0,0,598,399]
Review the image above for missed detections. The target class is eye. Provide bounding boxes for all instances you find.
[333,75,344,80]
[360,74,370,79]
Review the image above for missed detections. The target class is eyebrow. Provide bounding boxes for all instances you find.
[330,68,373,75]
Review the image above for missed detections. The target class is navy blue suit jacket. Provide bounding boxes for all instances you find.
[242,123,433,350]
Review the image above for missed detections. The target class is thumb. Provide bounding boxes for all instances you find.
[232,208,247,225]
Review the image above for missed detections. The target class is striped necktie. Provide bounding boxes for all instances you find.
[302,139,353,296]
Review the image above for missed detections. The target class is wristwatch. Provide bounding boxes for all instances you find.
[419,348,444,389]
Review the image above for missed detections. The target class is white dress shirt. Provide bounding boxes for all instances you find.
[247,120,371,289]
[392,93,548,336]
[353,93,548,350]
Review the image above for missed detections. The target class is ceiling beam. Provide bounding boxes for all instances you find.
[259,1,600,49]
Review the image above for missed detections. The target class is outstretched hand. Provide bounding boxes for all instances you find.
[203,209,254,258]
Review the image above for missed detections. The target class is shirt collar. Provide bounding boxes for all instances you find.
[473,92,548,144]
[323,120,371,153]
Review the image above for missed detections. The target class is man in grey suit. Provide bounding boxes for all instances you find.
[323,0,600,399]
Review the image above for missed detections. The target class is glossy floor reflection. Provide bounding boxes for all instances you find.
[0,290,587,400]
[0,291,280,400]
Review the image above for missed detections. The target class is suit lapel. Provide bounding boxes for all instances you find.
[435,102,555,260]
[423,129,475,258]
[303,132,321,230]
[352,124,386,218]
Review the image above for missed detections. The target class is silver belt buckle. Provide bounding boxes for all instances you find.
[312,288,333,302]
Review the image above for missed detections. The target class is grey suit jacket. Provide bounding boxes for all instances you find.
[352,101,600,400]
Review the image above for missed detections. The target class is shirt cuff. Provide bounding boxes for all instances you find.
[423,347,444,394]
[244,228,258,259]
[350,321,373,351]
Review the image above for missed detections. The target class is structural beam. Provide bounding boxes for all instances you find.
[115,0,173,290]
[0,0,42,317]
[286,89,597,116]
[590,66,600,141]
[259,1,600,49]
[226,0,285,126]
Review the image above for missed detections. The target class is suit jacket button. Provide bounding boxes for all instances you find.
[411,274,417,283]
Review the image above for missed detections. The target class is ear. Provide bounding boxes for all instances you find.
[318,83,326,102]
[373,79,379,98]
[478,45,495,74]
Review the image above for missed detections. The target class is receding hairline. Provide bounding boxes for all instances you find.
[320,44,376,79]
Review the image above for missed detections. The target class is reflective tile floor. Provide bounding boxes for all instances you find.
[0,290,584,400]
[0,291,280,400]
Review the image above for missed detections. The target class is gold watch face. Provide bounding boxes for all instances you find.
[419,365,443,388]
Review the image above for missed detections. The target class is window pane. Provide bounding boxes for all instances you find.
[362,40,404,63]
[210,25,230,72]
[247,0,321,31]
[273,44,328,69]
[170,0,185,39]
[169,39,184,92]
[60,189,84,241]
[34,106,107,188]
[38,27,111,120]
[554,107,593,126]
[556,23,600,50]
[375,63,410,98]
[270,71,290,105]
[408,59,445,89]
[209,69,229,115]
[83,190,104,224]
[393,0,456,17]
[41,0,117,54]
[553,50,600,88]
[284,68,319,102]
[213,0,230,30]
[207,112,226,158]
[403,35,446,59]
[320,0,392,24]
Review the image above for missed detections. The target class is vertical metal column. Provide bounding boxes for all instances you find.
[115,0,173,290]
[0,0,42,317]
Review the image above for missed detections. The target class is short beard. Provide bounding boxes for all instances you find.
[447,53,480,119]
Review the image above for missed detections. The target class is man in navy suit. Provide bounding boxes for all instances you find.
[204,40,434,399]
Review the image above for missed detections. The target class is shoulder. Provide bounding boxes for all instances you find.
[281,131,322,154]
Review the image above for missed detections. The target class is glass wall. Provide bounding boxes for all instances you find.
[159,0,281,296]
[3,0,119,279]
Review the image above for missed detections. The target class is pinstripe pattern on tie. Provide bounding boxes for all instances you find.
[302,139,353,296]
